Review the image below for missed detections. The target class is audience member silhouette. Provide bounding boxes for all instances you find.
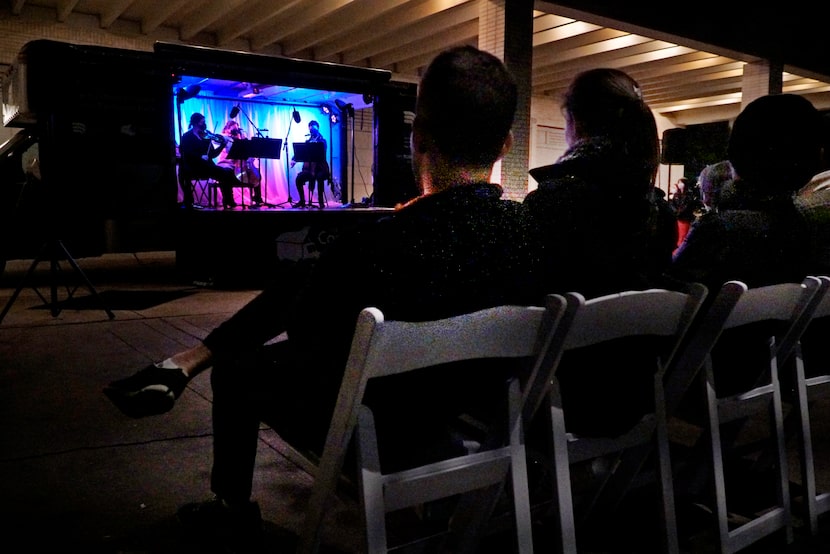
[525,67,675,301]
[795,111,830,274]
[524,68,678,436]
[696,160,735,213]
[670,93,822,405]
[103,46,538,552]
[670,94,821,300]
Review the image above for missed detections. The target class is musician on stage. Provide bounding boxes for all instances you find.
[217,119,264,207]
[290,120,330,209]
[179,112,241,209]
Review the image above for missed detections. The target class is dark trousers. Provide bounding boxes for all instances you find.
[295,171,326,206]
[208,343,510,503]
[183,160,240,207]
[209,342,334,504]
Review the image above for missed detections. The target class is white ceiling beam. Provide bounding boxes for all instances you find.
[388,22,478,73]
[343,1,478,66]
[56,0,80,22]
[141,0,191,34]
[180,0,248,40]
[282,0,412,56]
[100,0,136,29]
[250,0,352,52]
[216,0,301,46]
[315,0,472,62]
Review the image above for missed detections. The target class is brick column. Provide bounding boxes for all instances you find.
[478,0,533,201]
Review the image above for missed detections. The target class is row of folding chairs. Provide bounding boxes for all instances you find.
[290,275,830,553]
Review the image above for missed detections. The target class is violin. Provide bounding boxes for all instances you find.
[201,131,226,142]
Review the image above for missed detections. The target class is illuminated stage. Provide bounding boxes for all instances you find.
[1,40,417,278]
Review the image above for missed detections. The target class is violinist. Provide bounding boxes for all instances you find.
[290,120,330,209]
[179,112,241,209]
[217,120,264,207]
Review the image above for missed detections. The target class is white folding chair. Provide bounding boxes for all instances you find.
[296,298,569,554]
[524,284,708,554]
[687,276,823,553]
[791,275,830,535]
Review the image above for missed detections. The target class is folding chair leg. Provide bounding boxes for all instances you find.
[655,380,680,554]
[793,355,826,536]
[705,361,793,554]
[705,365,733,552]
[549,401,578,554]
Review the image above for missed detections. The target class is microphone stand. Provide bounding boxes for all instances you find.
[234,103,264,138]
[233,104,273,206]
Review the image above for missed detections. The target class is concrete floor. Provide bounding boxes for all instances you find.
[0,251,828,553]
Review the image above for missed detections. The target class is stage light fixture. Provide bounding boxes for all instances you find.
[335,98,354,118]
[176,84,201,103]
[330,113,339,124]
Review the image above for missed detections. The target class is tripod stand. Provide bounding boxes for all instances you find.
[0,237,115,324]
[0,116,114,325]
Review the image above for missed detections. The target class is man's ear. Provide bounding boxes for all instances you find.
[498,130,514,160]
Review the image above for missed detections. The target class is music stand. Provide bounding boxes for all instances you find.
[292,142,326,164]
[228,138,282,160]
[226,138,281,206]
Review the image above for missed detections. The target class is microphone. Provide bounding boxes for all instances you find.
[292,108,301,123]
[229,105,240,119]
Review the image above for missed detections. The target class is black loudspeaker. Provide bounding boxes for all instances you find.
[661,128,687,164]
[372,80,419,207]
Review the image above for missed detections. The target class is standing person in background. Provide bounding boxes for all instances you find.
[670,177,704,247]
[103,46,538,553]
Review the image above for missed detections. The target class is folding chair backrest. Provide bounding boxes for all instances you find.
[683,276,823,553]
[791,275,830,535]
[526,284,708,554]
[297,299,568,554]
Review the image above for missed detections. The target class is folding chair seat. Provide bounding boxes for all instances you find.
[191,176,214,206]
[669,276,824,554]
[178,165,214,207]
[523,284,708,554]
[296,298,569,554]
[791,275,830,535]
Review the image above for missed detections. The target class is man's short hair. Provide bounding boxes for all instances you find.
[189,112,205,127]
[416,46,517,167]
